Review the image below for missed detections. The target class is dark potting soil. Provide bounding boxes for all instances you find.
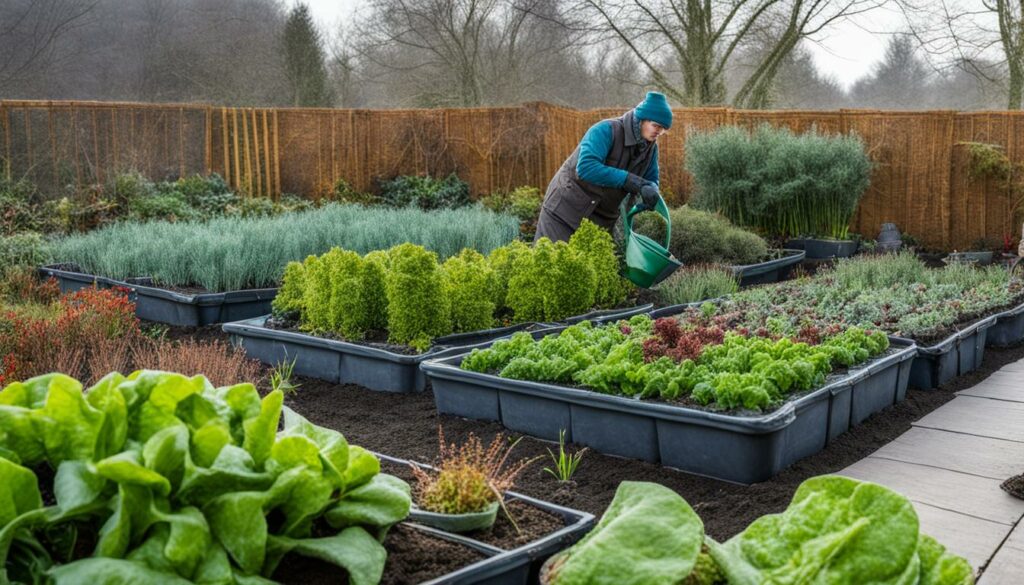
[1001,474,1024,500]
[274,341,1024,543]
[380,460,568,550]
[273,523,488,585]
[264,314,423,356]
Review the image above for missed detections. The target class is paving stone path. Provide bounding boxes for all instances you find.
[839,359,1024,581]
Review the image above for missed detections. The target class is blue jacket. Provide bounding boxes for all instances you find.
[576,121,660,188]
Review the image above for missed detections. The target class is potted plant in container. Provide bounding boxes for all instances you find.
[408,429,538,533]
[687,124,872,259]
[945,237,997,266]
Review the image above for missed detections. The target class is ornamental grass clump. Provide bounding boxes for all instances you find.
[53,204,519,291]
[411,428,536,516]
[654,266,739,306]
[687,124,871,240]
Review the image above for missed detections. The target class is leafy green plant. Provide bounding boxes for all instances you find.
[568,220,631,308]
[633,206,769,265]
[271,258,310,317]
[544,481,707,585]
[270,356,300,395]
[462,316,888,412]
[327,178,377,205]
[441,249,498,333]
[480,186,544,239]
[0,371,411,583]
[547,477,971,585]
[410,429,535,515]
[688,124,872,240]
[654,266,739,306]
[54,204,519,291]
[506,238,596,322]
[0,232,52,277]
[385,243,450,351]
[709,475,973,584]
[488,239,532,312]
[377,173,471,210]
[544,430,587,483]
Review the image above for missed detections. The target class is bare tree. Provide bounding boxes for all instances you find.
[0,0,97,93]
[575,0,884,108]
[849,34,932,109]
[896,0,1019,108]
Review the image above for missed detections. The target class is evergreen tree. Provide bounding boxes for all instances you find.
[282,3,333,106]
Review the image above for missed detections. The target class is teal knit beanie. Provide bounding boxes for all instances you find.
[634,91,673,129]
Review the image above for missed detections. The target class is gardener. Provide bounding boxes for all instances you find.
[534,91,671,243]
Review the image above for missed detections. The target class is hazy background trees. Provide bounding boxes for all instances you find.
[0,0,1016,110]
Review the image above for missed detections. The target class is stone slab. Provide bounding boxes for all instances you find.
[978,520,1024,584]
[840,457,1024,525]
[913,396,1024,443]
[871,427,1024,480]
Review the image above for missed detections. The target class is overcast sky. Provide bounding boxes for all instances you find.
[301,0,909,92]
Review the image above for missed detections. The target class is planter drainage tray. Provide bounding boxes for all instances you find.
[421,339,916,484]
[989,300,1024,347]
[376,454,594,585]
[223,316,561,393]
[895,315,997,389]
[731,249,806,287]
[39,264,276,327]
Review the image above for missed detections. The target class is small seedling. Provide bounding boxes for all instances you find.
[270,357,300,395]
[544,430,587,483]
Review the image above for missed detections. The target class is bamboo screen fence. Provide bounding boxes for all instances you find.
[3,99,1023,250]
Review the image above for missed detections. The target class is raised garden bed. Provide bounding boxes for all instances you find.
[989,300,1024,347]
[897,315,997,389]
[223,315,522,393]
[38,264,276,326]
[375,454,595,585]
[420,336,916,484]
[224,306,651,393]
[731,249,806,287]
[785,238,858,259]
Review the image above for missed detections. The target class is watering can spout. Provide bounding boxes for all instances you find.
[621,196,682,288]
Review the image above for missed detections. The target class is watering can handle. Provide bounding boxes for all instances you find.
[623,195,671,250]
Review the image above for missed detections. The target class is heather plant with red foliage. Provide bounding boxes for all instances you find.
[0,286,141,382]
[641,317,726,363]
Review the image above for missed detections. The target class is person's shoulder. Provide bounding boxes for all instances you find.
[586,119,616,135]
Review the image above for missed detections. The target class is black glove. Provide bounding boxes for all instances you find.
[623,173,648,194]
[639,183,660,211]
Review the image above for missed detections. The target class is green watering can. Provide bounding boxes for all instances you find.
[621,195,682,288]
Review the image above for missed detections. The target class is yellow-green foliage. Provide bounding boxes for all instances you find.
[488,239,531,312]
[442,249,498,333]
[302,253,332,331]
[363,250,390,331]
[325,248,372,339]
[507,238,596,322]
[271,258,308,316]
[385,243,451,351]
[568,220,631,307]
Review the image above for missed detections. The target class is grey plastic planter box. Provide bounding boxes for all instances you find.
[896,316,997,389]
[421,339,916,484]
[731,249,806,287]
[223,315,556,393]
[559,303,653,325]
[38,264,114,293]
[786,238,858,259]
[988,301,1024,347]
[39,264,277,326]
[376,454,595,585]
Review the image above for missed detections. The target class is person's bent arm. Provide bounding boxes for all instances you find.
[576,122,629,188]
